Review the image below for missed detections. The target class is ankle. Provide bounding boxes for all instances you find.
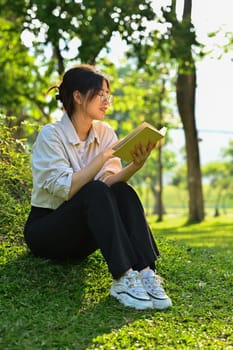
[122,268,133,277]
[140,267,151,276]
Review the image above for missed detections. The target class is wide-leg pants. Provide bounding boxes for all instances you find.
[24,181,159,279]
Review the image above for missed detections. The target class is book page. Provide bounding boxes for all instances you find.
[113,122,164,150]
[113,123,167,162]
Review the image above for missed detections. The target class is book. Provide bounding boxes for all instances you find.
[113,122,167,162]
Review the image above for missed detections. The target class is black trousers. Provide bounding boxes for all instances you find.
[24,181,159,279]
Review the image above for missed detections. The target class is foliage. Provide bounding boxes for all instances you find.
[0,0,230,223]
[202,139,233,216]
[0,215,232,349]
[126,0,206,222]
[221,139,233,166]
[0,0,164,139]
[0,13,54,139]
[130,148,177,215]
[99,60,179,217]
[102,61,177,142]
[170,163,187,188]
[0,114,32,242]
[160,0,204,223]
[160,2,200,72]
[22,0,155,72]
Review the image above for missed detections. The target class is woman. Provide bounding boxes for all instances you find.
[24,64,172,310]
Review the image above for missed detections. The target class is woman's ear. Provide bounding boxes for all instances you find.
[73,90,82,104]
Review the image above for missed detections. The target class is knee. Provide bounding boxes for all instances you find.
[110,181,139,200]
[111,181,133,194]
[81,180,110,198]
[70,180,111,209]
[87,180,108,192]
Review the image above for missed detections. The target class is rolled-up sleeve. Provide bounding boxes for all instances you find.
[31,117,123,209]
[32,125,73,206]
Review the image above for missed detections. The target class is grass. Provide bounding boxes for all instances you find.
[0,215,233,349]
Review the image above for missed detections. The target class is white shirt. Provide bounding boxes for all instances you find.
[31,113,122,209]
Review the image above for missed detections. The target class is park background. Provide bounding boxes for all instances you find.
[1,0,233,221]
[0,0,233,349]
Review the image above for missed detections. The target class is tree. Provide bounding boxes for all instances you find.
[176,0,204,222]
[0,0,157,139]
[101,60,177,219]
[131,148,177,215]
[203,162,231,216]
[25,0,155,74]
[0,5,54,139]
[202,140,233,216]
[160,0,205,222]
[0,113,32,242]
[121,0,205,222]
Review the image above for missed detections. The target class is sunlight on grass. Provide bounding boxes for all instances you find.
[1,215,233,349]
[149,214,233,248]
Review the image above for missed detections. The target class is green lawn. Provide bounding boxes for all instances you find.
[1,215,233,349]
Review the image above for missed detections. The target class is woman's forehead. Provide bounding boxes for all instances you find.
[101,80,110,91]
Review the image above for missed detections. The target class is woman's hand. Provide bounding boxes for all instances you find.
[104,141,158,186]
[131,141,156,168]
[101,141,119,162]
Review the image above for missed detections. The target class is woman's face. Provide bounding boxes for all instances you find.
[85,80,112,121]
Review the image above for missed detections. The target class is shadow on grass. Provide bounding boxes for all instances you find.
[0,249,167,350]
[151,220,233,249]
[2,215,233,349]
[152,221,233,233]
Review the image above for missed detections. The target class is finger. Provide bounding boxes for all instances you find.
[147,141,156,151]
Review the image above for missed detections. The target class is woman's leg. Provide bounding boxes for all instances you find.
[24,181,141,278]
[24,197,98,261]
[110,182,159,271]
[24,180,169,310]
[109,182,172,310]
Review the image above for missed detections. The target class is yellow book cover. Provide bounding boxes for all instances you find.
[113,122,167,162]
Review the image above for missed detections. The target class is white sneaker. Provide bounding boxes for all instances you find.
[110,271,153,310]
[141,269,172,310]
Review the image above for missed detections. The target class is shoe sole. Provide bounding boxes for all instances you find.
[110,289,153,310]
[151,297,172,310]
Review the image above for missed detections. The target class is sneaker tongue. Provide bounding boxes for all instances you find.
[127,271,139,278]
[141,269,155,278]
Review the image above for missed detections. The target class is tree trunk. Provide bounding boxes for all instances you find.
[53,45,65,75]
[156,79,165,222]
[177,73,204,222]
[175,0,205,222]
[157,146,163,222]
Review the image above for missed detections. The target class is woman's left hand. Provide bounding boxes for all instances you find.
[131,141,156,168]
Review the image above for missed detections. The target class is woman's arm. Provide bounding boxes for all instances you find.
[68,147,114,199]
[69,140,154,197]
[104,141,156,186]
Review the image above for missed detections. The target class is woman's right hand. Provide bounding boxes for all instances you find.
[101,147,115,161]
[101,142,119,162]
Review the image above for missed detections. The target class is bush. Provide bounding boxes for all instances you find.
[0,114,32,243]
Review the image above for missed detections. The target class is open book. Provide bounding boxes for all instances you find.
[113,122,167,162]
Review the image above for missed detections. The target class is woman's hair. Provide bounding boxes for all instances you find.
[48,64,110,118]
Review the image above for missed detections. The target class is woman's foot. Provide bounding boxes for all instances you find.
[110,270,153,310]
[140,269,172,310]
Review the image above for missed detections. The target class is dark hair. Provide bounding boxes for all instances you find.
[48,64,110,118]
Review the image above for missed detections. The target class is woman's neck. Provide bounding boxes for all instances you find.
[71,113,92,141]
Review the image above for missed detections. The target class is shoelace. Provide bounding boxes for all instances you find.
[127,274,145,295]
[143,275,166,296]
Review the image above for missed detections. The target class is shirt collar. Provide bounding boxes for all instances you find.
[61,113,99,145]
